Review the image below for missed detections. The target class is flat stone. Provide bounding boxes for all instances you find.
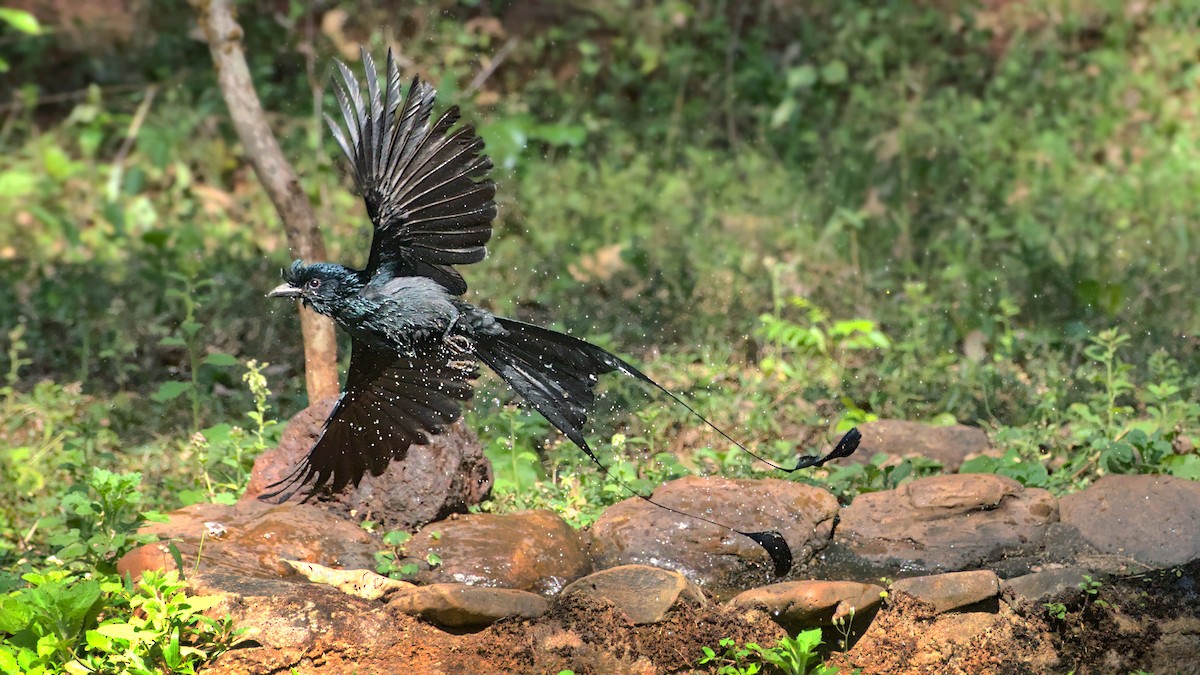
[126,500,379,579]
[1003,567,1092,606]
[186,572,387,650]
[890,570,1000,614]
[835,474,1058,574]
[589,476,840,601]
[386,583,549,628]
[727,580,884,631]
[242,397,493,533]
[1059,474,1200,568]
[559,564,706,625]
[406,510,591,595]
[853,419,994,471]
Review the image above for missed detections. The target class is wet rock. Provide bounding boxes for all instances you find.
[853,419,993,471]
[406,510,591,595]
[833,474,1058,575]
[727,580,884,632]
[386,583,549,628]
[558,564,706,625]
[123,500,378,579]
[890,570,1000,614]
[117,542,178,580]
[242,396,493,533]
[589,476,839,601]
[1003,566,1092,606]
[1059,474,1200,568]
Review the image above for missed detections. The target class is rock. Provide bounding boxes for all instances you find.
[558,564,706,625]
[406,510,591,595]
[1003,566,1092,606]
[117,542,178,580]
[122,500,379,579]
[589,476,840,601]
[727,580,884,632]
[1059,474,1200,568]
[241,396,493,533]
[387,583,549,628]
[833,473,1058,575]
[187,572,384,649]
[853,419,993,471]
[890,570,1000,614]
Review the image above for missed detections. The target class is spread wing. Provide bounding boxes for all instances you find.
[327,48,496,295]
[262,339,479,501]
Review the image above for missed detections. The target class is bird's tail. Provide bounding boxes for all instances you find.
[473,317,861,577]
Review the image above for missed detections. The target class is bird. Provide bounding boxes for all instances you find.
[265,49,860,577]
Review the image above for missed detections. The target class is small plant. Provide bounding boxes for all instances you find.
[50,468,165,574]
[1044,601,1068,621]
[699,631,843,675]
[699,637,761,675]
[831,608,856,652]
[1079,575,1109,610]
[182,360,281,506]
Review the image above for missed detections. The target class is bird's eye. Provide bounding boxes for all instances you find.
[307,278,322,290]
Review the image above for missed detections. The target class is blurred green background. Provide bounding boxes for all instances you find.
[1,0,1198,587]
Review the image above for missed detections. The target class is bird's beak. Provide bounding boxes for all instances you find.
[268,283,302,299]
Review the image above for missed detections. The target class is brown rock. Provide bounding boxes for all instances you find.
[241,396,493,533]
[386,583,549,628]
[1059,474,1200,568]
[890,570,1000,614]
[559,564,706,625]
[854,419,993,471]
[727,580,884,631]
[589,476,840,601]
[116,542,178,580]
[124,500,378,579]
[835,473,1058,573]
[407,510,591,595]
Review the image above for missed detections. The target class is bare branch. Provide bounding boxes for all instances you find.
[192,0,340,401]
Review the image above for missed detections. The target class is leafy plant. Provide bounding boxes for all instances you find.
[699,631,844,675]
[48,469,164,574]
[0,569,242,674]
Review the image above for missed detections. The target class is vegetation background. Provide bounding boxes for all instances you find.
[0,1,1197,671]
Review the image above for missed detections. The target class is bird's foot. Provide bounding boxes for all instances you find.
[443,334,474,355]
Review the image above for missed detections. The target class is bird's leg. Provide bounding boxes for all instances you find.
[442,314,459,340]
[441,315,474,355]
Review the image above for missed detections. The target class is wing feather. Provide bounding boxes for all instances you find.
[327,48,495,292]
[261,339,479,501]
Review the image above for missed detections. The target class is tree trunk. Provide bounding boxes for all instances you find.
[192,0,340,401]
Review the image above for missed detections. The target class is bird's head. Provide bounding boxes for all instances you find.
[268,260,361,316]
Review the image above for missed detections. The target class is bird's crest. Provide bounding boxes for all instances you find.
[281,260,305,286]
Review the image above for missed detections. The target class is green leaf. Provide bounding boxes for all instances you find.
[0,171,36,199]
[787,64,818,89]
[0,8,41,34]
[152,381,192,402]
[203,352,239,367]
[158,335,187,347]
[0,647,19,675]
[820,60,848,84]
[382,531,411,547]
[0,597,33,633]
[95,622,150,642]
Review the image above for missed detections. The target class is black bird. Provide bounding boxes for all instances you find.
[266,50,860,577]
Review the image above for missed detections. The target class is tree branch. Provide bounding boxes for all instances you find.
[192,0,340,401]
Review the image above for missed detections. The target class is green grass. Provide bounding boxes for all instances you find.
[1,1,1199,670]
